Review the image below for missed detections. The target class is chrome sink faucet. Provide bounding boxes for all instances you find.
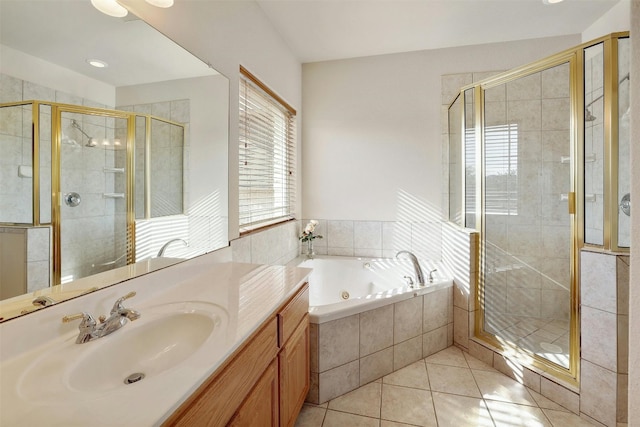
[157,238,188,257]
[396,250,425,287]
[62,292,140,344]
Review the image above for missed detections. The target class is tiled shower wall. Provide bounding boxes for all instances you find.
[0,226,50,298]
[0,73,124,283]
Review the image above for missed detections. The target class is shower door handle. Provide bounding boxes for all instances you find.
[567,192,575,215]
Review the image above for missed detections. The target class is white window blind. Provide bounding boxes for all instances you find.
[239,67,296,232]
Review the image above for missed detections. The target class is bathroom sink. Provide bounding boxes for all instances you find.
[17,301,227,403]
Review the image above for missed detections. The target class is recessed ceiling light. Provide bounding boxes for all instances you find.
[91,0,128,17]
[87,59,109,68]
[145,0,174,7]
[543,0,564,4]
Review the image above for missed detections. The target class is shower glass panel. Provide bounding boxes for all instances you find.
[464,88,476,227]
[134,115,146,220]
[0,103,33,224]
[58,111,128,283]
[150,118,184,218]
[584,43,605,246]
[482,62,572,369]
[39,104,52,224]
[448,94,463,225]
[617,37,630,248]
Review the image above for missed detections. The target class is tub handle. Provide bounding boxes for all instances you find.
[403,275,414,288]
[428,269,438,283]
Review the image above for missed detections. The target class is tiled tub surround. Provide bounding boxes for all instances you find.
[298,219,444,262]
[306,283,454,404]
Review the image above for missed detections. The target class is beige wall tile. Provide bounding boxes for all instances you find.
[360,304,394,357]
[423,287,450,332]
[581,250,617,313]
[393,335,422,371]
[319,314,359,372]
[492,353,521,382]
[423,325,448,358]
[359,347,394,386]
[617,373,628,423]
[468,340,494,367]
[306,372,320,404]
[309,323,319,373]
[540,377,580,414]
[454,306,469,349]
[507,72,541,101]
[618,314,629,374]
[580,360,616,426]
[582,305,617,371]
[393,297,423,344]
[523,368,541,393]
[542,63,570,98]
[318,360,360,404]
[617,256,629,316]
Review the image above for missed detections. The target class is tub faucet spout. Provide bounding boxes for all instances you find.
[396,251,425,287]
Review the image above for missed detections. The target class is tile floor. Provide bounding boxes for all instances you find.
[295,346,594,427]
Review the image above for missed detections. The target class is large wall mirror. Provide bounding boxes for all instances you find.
[0,0,229,321]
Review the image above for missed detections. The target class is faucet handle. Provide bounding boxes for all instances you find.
[110,291,137,314]
[62,312,96,328]
[428,268,438,282]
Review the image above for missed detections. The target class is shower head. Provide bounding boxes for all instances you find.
[70,120,97,147]
[585,108,597,122]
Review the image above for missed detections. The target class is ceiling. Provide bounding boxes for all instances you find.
[0,0,215,87]
[255,0,621,63]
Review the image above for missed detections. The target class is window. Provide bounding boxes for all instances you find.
[484,123,518,215]
[238,66,296,232]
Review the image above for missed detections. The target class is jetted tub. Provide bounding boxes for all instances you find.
[292,255,453,324]
[291,255,455,403]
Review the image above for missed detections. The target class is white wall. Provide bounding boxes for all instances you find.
[119,0,302,241]
[301,35,580,222]
[581,0,630,42]
[628,2,639,424]
[0,45,115,105]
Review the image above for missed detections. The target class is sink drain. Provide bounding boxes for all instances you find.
[124,372,146,385]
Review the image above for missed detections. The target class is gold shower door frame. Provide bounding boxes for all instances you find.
[50,103,136,286]
[456,32,630,386]
[474,49,580,386]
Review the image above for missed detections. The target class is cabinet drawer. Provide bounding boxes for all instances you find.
[278,283,309,347]
[165,318,278,427]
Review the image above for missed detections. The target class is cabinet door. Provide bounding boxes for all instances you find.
[228,359,279,427]
[279,315,310,427]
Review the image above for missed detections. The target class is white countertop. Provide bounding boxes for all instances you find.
[0,260,311,426]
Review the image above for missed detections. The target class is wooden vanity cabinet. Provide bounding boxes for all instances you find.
[279,314,310,427]
[163,283,309,427]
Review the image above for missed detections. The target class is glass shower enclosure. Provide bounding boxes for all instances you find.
[447,32,630,383]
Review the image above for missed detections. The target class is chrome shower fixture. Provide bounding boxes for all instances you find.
[70,120,97,147]
[585,108,597,122]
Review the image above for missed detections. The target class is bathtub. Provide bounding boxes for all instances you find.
[293,255,452,324]
[291,255,454,403]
